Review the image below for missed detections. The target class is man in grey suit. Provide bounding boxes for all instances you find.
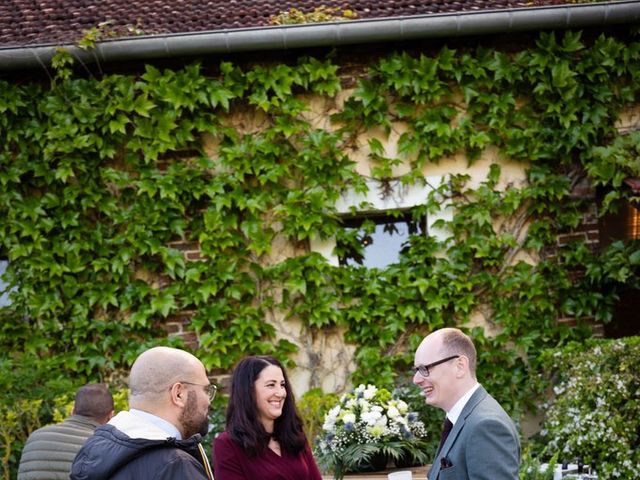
[413,328,520,480]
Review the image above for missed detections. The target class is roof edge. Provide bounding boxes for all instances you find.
[1,2,639,71]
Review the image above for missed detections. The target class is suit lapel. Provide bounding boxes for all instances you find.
[428,386,488,480]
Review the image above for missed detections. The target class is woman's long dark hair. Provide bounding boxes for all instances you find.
[225,355,307,457]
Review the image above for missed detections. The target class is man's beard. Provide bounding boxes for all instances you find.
[180,391,210,438]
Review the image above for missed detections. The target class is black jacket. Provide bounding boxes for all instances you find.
[70,411,210,480]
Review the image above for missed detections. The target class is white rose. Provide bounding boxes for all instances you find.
[327,405,341,419]
[342,412,356,424]
[363,385,377,400]
[361,410,382,425]
[322,418,336,431]
[322,405,341,431]
[376,415,388,427]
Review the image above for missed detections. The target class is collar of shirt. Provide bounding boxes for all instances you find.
[446,382,480,425]
[129,408,182,440]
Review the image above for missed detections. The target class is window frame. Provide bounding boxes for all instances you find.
[310,176,451,266]
[336,209,427,268]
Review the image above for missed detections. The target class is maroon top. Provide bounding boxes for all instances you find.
[213,431,323,480]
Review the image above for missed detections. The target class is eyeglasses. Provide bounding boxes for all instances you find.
[413,355,460,378]
[178,381,217,401]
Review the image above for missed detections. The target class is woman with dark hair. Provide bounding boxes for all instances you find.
[212,355,323,480]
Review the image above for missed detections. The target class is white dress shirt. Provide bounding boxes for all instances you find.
[129,408,182,439]
[446,382,480,425]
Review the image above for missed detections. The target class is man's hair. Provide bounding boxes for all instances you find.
[74,383,114,421]
[441,328,477,375]
[225,356,306,457]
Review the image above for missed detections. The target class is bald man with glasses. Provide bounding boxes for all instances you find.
[71,346,215,480]
[413,328,520,480]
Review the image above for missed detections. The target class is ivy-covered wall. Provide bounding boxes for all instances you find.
[1,27,640,474]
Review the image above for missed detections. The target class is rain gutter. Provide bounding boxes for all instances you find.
[1,1,639,71]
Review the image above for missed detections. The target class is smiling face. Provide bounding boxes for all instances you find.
[413,331,463,412]
[254,364,286,431]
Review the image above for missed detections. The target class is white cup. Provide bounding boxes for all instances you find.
[388,471,413,480]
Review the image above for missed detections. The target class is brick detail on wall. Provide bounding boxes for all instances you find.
[186,251,204,261]
[552,175,604,335]
[162,311,199,350]
[168,240,204,262]
[557,316,605,337]
[162,241,204,350]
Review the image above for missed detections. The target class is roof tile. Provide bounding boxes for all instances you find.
[0,0,605,47]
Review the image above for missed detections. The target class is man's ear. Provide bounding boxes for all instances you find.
[169,382,188,408]
[455,355,469,378]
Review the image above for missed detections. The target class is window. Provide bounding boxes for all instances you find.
[311,176,451,267]
[598,193,640,337]
[338,211,426,268]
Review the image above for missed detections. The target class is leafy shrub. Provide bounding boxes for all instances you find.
[519,448,560,480]
[298,387,339,445]
[531,337,640,479]
[0,399,42,480]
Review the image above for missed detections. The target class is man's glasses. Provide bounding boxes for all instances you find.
[413,355,460,378]
[179,381,218,401]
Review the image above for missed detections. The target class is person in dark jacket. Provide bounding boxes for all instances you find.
[71,346,215,480]
[18,383,114,480]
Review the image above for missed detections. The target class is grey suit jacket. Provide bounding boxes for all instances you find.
[427,385,520,480]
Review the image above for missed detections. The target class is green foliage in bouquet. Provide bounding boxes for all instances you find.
[532,337,640,480]
[315,384,430,480]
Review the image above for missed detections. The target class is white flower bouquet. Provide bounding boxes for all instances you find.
[315,384,430,480]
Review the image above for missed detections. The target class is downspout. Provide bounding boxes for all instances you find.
[0,2,639,71]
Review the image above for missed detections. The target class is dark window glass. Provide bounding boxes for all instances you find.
[337,212,426,268]
[599,198,640,337]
